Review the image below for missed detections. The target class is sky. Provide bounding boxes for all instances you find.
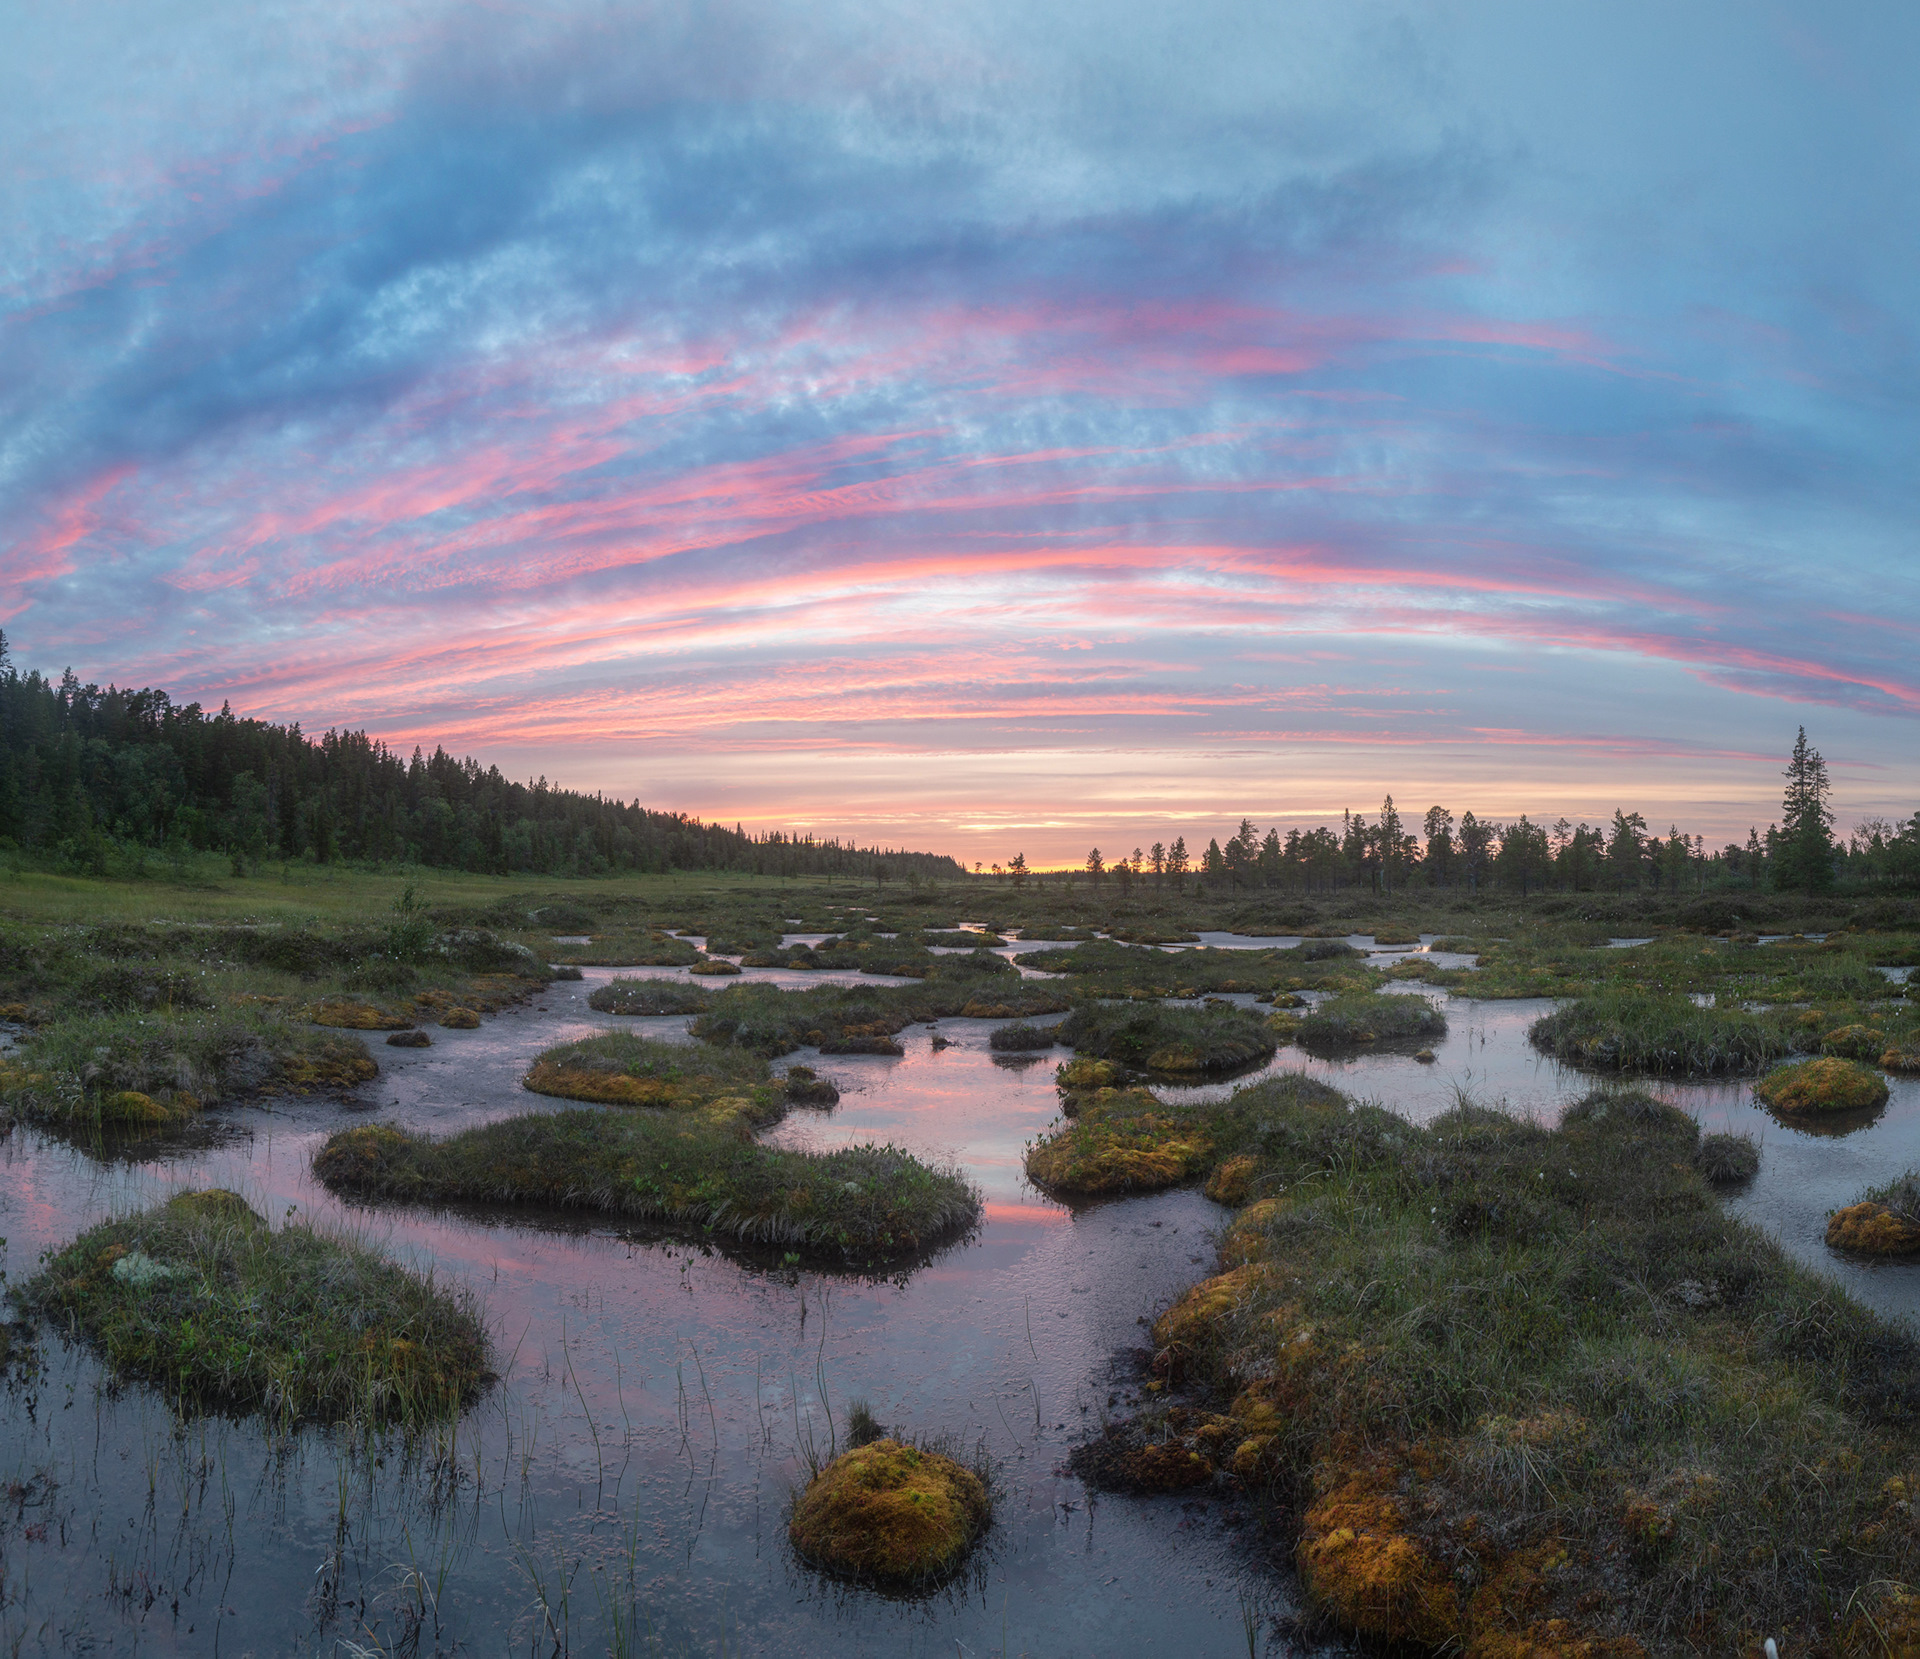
[3,0,1917,865]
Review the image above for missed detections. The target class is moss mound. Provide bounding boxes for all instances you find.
[1822,1023,1888,1060]
[523,1031,779,1115]
[436,1006,481,1029]
[789,1439,989,1584]
[19,1189,489,1423]
[688,958,743,976]
[387,1030,432,1047]
[306,1000,415,1031]
[1056,1056,1122,1092]
[1827,1202,1920,1256]
[1753,1056,1889,1114]
[1025,1088,1212,1196]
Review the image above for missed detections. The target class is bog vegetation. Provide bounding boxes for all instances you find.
[8,703,1920,1651]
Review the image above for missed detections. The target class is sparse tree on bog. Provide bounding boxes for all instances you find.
[1458,811,1494,893]
[1149,842,1166,882]
[1423,805,1455,887]
[1007,852,1028,887]
[1085,847,1105,882]
[1166,836,1189,888]
[1775,727,1836,892]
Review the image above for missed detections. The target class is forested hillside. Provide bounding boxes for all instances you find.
[0,638,963,880]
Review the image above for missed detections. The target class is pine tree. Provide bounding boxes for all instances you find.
[1775,727,1835,892]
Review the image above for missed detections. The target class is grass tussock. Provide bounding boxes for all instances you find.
[1012,937,1363,997]
[1287,991,1446,1051]
[1073,1075,1920,1656]
[1056,1000,1277,1076]
[1529,991,1796,1077]
[988,1022,1057,1051]
[789,1438,990,1585]
[313,1109,979,1262]
[18,1189,489,1423]
[588,978,714,1016]
[686,979,1069,1058]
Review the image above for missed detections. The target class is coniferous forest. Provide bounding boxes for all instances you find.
[0,636,964,880]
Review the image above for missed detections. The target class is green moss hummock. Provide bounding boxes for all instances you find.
[19,1190,490,1422]
[1753,1056,1889,1115]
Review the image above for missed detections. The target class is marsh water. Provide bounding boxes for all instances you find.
[6,936,1920,1655]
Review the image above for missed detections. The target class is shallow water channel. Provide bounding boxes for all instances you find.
[6,945,1920,1655]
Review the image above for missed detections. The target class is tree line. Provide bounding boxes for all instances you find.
[996,731,1917,896]
[0,638,965,881]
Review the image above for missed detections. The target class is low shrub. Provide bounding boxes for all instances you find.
[0,1011,376,1126]
[1068,1074,1920,1655]
[688,980,1068,1058]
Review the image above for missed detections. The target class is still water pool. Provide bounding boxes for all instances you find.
[5,970,1919,1655]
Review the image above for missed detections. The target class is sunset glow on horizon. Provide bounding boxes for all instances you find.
[5,2,1917,865]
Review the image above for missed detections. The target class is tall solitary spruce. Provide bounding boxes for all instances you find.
[1776,727,1836,893]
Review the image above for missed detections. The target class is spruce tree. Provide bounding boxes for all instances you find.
[1775,727,1835,892]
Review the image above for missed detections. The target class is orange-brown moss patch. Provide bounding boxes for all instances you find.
[1217,1196,1290,1267]
[1297,1459,1460,1647]
[436,1007,481,1029]
[1205,1152,1260,1205]
[305,1000,415,1032]
[1754,1056,1889,1114]
[278,1038,378,1090]
[523,1062,678,1107]
[1883,1046,1920,1076]
[1827,1201,1920,1255]
[1056,1056,1121,1092]
[788,1439,989,1584]
[689,958,742,976]
[1152,1263,1268,1351]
